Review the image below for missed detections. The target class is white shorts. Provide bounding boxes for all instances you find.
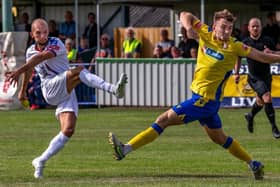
[41,72,78,118]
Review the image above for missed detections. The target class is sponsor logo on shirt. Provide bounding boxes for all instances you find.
[47,45,60,51]
[203,46,224,60]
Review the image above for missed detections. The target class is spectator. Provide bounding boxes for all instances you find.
[15,12,32,45]
[152,45,164,58]
[263,12,280,45]
[59,10,76,42]
[155,29,175,58]
[171,46,183,59]
[15,12,31,32]
[78,36,89,53]
[121,27,142,58]
[83,12,98,49]
[65,38,78,63]
[95,34,113,58]
[178,27,198,58]
[190,47,198,58]
[48,20,59,37]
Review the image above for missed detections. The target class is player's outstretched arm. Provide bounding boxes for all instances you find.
[21,51,55,75]
[179,11,199,39]
[6,51,55,85]
[18,68,33,101]
[247,47,280,64]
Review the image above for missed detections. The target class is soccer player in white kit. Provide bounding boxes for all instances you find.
[6,18,128,179]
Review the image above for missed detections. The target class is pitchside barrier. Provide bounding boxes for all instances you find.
[93,58,280,108]
[95,58,195,107]
[223,62,280,108]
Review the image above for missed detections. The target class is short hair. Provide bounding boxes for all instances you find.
[31,18,48,31]
[65,10,73,16]
[213,9,236,23]
[48,19,57,26]
[101,33,110,40]
[22,12,29,19]
[88,12,95,18]
[160,29,168,35]
[126,27,134,34]
[65,38,73,45]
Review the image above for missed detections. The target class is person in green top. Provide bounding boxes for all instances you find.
[65,38,78,63]
[121,27,142,58]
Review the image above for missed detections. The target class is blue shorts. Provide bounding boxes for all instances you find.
[172,93,222,129]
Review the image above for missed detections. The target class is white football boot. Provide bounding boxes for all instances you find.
[113,73,128,98]
[32,157,45,179]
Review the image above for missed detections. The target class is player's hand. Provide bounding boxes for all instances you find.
[5,71,20,87]
[263,46,273,54]
[186,27,198,39]
[234,74,240,84]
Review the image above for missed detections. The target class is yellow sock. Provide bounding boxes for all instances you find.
[128,124,162,150]
[227,139,252,163]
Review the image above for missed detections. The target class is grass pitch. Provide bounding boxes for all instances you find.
[0,107,280,187]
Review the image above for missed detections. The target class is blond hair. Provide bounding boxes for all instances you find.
[213,9,236,23]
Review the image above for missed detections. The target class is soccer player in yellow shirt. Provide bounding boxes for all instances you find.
[109,9,280,180]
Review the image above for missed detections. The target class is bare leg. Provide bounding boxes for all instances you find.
[32,112,76,178]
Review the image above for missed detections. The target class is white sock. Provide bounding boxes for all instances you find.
[79,69,115,93]
[123,144,133,155]
[38,132,69,163]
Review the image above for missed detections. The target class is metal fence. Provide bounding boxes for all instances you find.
[95,58,196,107]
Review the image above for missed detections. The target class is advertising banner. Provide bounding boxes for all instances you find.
[222,63,280,108]
[0,32,28,110]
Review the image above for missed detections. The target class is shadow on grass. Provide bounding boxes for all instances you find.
[154,173,247,179]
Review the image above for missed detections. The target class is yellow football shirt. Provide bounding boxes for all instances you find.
[190,20,251,101]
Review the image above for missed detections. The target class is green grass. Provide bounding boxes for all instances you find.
[0,107,280,186]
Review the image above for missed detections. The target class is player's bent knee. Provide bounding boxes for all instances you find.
[62,128,75,137]
[68,66,84,77]
[155,112,169,126]
[155,110,183,129]
[262,93,272,103]
[208,133,227,145]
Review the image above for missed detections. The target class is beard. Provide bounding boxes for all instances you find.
[214,31,229,42]
[219,34,229,41]
[37,41,48,46]
[252,32,260,38]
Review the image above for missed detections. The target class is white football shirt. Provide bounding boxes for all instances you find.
[26,37,69,82]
